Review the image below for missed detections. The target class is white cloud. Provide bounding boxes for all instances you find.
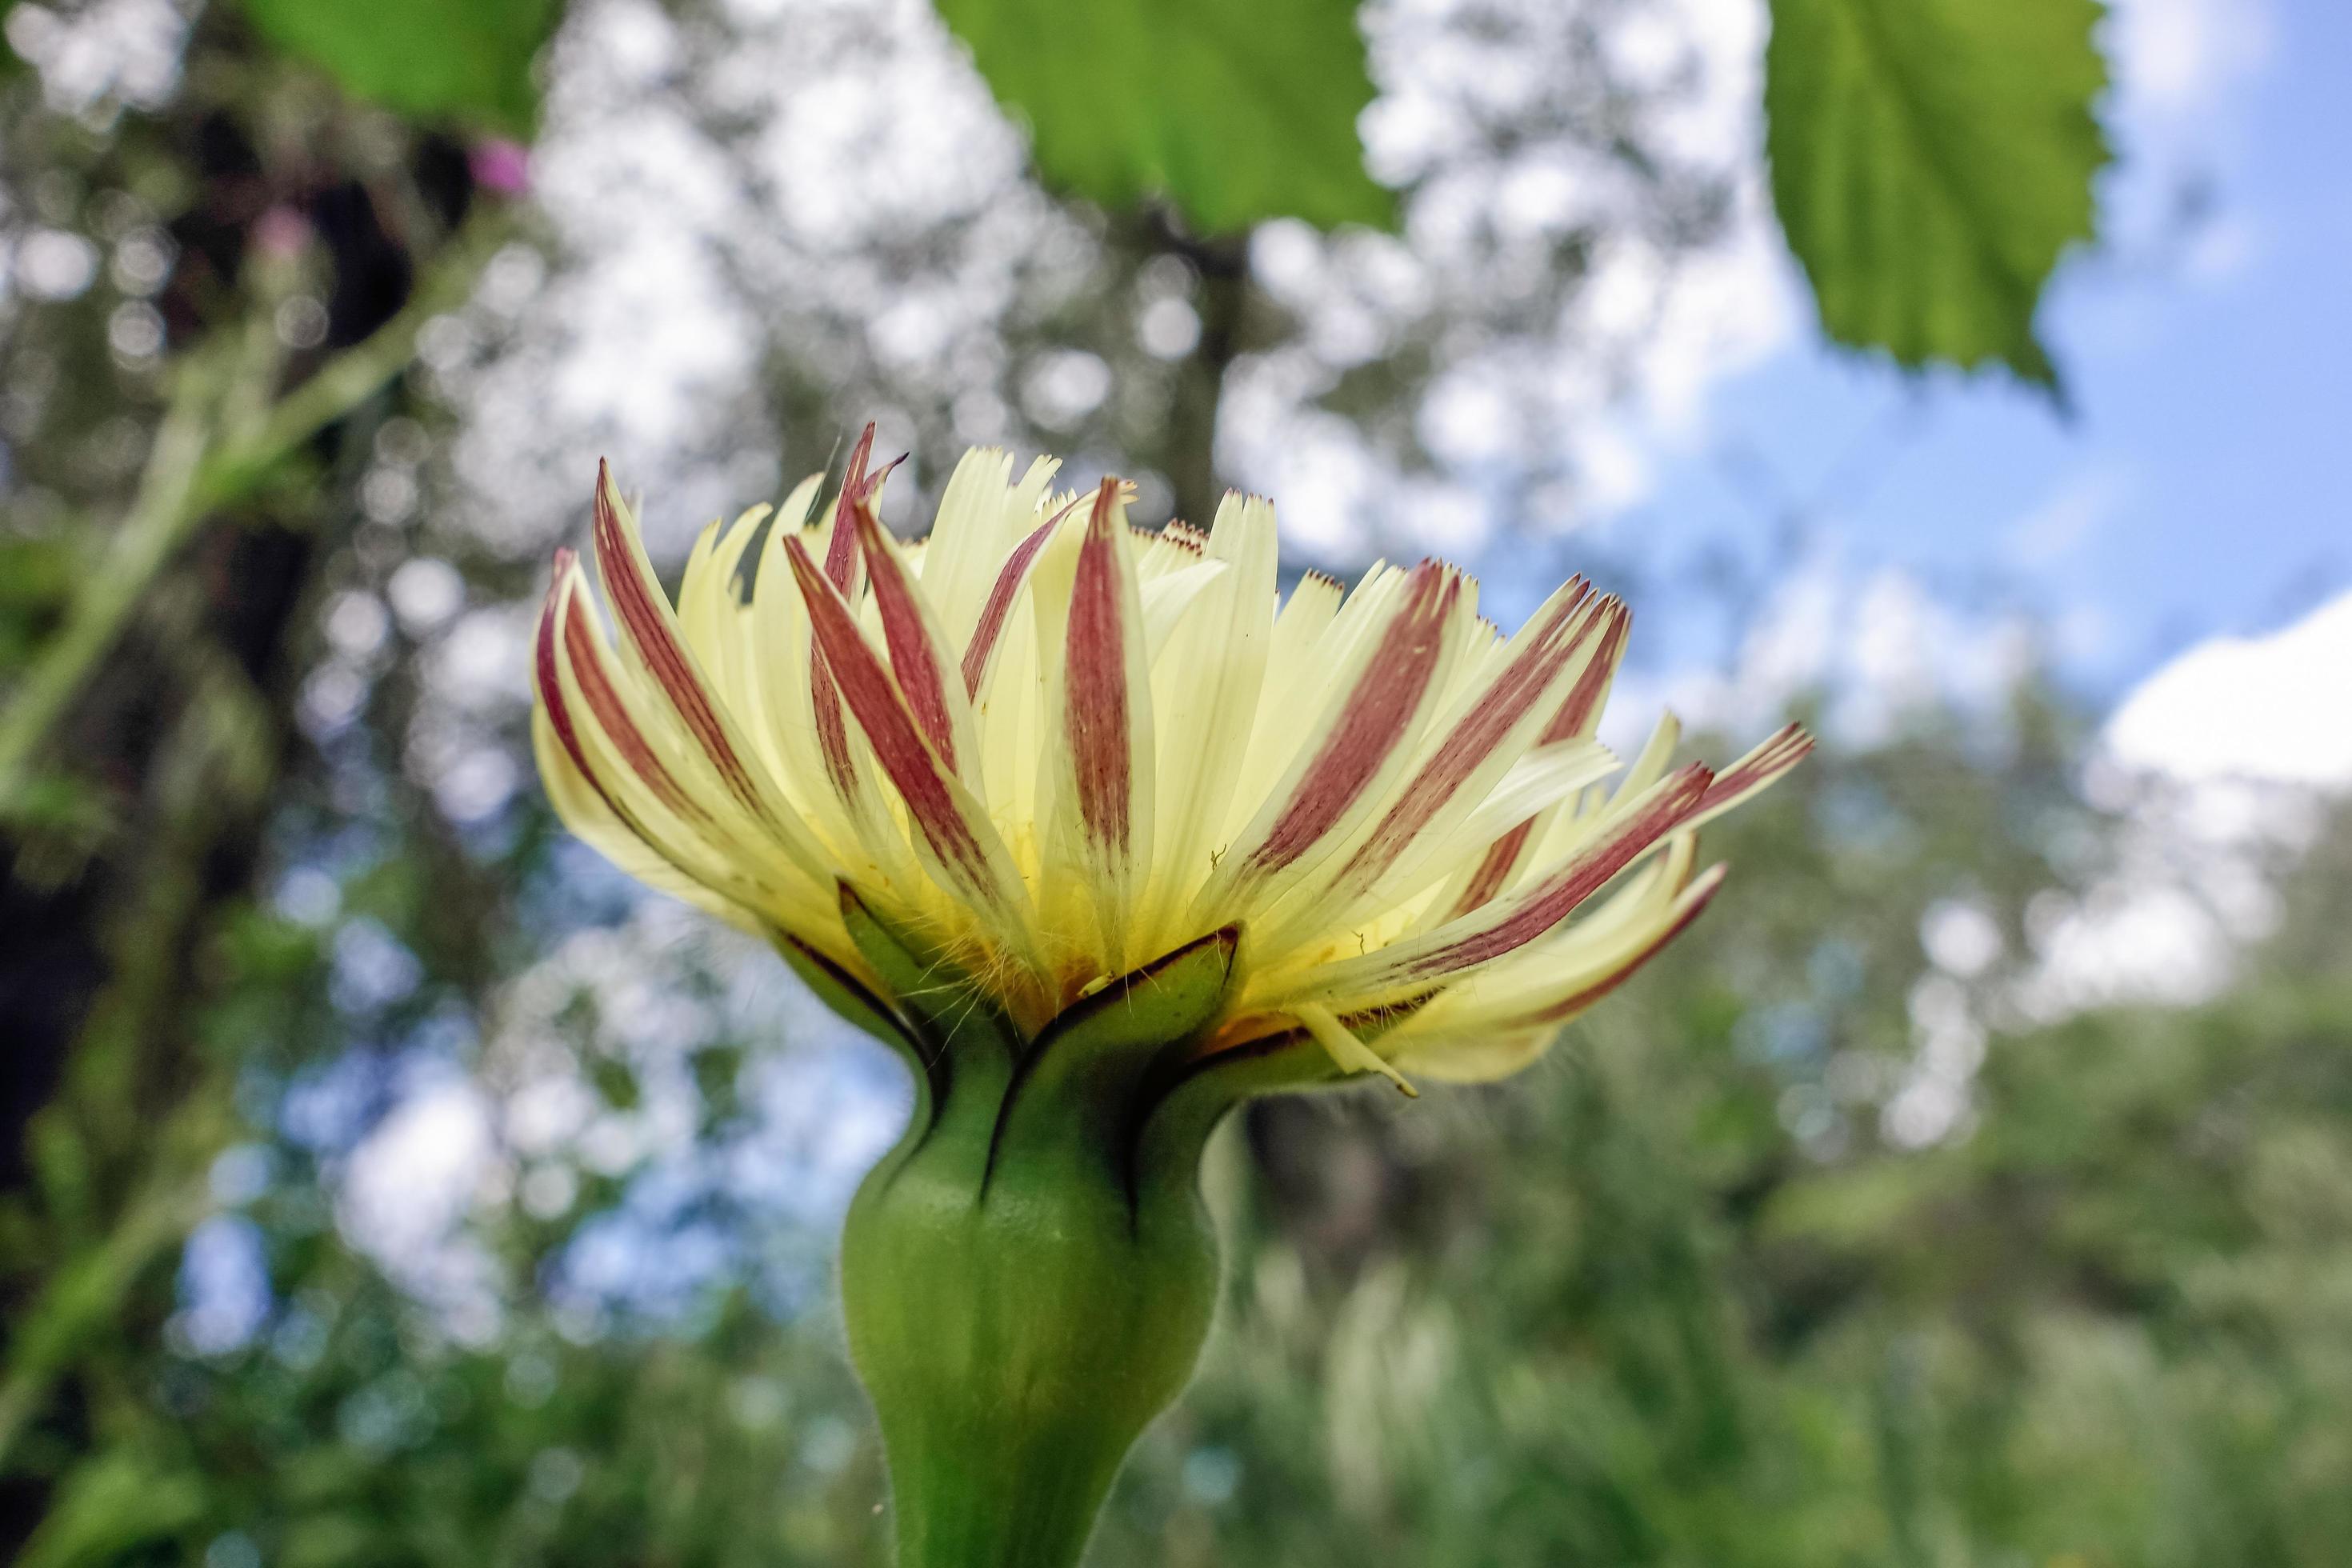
[2180,209,2265,289]
[2104,587,2352,791]
[2109,0,2275,118]
[2006,584,2352,1027]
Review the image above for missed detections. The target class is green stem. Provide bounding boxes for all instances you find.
[0,1170,211,1468]
[0,216,507,805]
[0,363,214,802]
[845,1118,1221,1568]
[188,214,502,509]
[834,925,1253,1568]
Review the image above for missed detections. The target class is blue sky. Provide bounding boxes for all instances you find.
[1610,0,2348,699]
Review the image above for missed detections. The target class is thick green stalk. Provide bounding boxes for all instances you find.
[833,908,1258,1568]
[843,1110,1219,1568]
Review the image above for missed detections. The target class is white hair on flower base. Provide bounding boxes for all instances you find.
[531,426,1810,1091]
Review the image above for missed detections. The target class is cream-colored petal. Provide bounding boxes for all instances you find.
[1188,562,1475,937]
[1138,493,1278,953]
[1296,1002,1418,1097]
[921,447,1015,644]
[586,466,836,890]
[1138,558,1228,657]
[533,704,762,936]
[1249,582,1614,953]
[534,445,1809,1066]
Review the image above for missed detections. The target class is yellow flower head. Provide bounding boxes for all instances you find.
[531,427,1810,1093]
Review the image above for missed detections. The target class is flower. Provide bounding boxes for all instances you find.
[532,426,1809,1093]
[530,425,1810,1568]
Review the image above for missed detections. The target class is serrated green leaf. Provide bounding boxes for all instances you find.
[936,0,1394,234]
[1764,0,2108,386]
[238,0,562,137]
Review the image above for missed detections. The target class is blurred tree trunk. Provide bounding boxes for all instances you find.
[1150,213,1254,532]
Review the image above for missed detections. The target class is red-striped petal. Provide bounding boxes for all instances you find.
[1210,562,1462,915]
[807,427,879,805]
[822,423,877,594]
[1326,582,1602,897]
[534,552,635,824]
[1066,478,1141,858]
[1293,763,1712,1002]
[1404,765,1709,977]
[1442,816,1538,922]
[532,553,789,920]
[854,495,967,774]
[554,578,705,824]
[1426,598,1630,923]
[1514,864,1727,1025]
[962,499,1079,699]
[783,534,1023,921]
[1694,723,1814,821]
[1538,599,1630,744]
[589,463,775,828]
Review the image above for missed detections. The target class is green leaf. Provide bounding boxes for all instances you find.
[1764,0,2108,386]
[238,0,562,137]
[934,0,1393,234]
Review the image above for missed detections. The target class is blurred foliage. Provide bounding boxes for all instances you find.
[238,0,562,138]
[933,0,1394,234]
[1115,726,2352,1568]
[3,0,2116,379]
[9,654,2352,1564]
[1763,0,2109,387]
